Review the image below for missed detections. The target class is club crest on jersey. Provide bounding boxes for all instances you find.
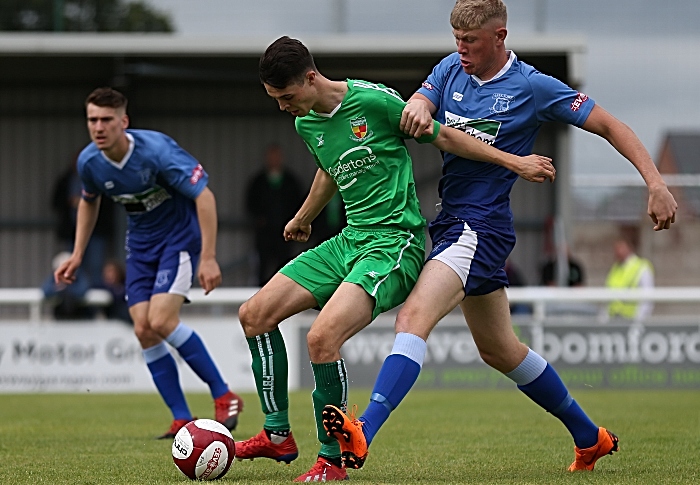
[139,169,152,185]
[349,116,373,142]
[490,93,514,114]
[155,269,171,288]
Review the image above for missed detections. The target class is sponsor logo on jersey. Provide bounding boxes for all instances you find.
[490,93,514,114]
[327,145,379,189]
[422,81,434,91]
[365,271,380,278]
[104,181,114,189]
[349,116,374,141]
[316,134,324,147]
[111,186,172,213]
[452,92,463,101]
[570,92,589,112]
[445,111,501,145]
[190,163,205,184]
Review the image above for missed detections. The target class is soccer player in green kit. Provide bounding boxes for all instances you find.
[235,36,555,482]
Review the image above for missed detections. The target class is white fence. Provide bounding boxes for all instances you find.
[2,287,700,393]
[2,286,700,323]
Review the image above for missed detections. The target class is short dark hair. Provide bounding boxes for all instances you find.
[259,36,317,89]
[85,87,128,111]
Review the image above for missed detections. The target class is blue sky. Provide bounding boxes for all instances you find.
[145,0,700,175]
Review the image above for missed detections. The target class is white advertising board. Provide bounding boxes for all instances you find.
[0,318,301,393]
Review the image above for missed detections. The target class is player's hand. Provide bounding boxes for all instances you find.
[401,100,433,138]
[54,255,82,285]
[198,257,222,295]
[648,184,677,231]
[513,154,556,183]
[283,218,312,242]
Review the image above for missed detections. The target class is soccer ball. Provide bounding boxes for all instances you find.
[172,419,236,480]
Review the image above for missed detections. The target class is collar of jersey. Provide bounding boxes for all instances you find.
[100,132,135,169]
[312,80,352,118]
[471,50,516,86]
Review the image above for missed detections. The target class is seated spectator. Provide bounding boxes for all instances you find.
[96,260,131,324]
[42,251,95,320]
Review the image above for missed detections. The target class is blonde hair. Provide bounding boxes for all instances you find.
[450,0,508,31]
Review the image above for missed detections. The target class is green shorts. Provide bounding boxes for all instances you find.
[280,226,425,320]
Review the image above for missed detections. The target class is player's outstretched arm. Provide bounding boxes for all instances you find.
[195,187,222,294]
[431,124,556,183]
[284,169,337,243]
[55,197,100,284]
[582,104,677,230]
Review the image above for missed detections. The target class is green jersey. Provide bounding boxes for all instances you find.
[295,79,439,231]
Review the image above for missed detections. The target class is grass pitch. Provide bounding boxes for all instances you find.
[1,389,699,484]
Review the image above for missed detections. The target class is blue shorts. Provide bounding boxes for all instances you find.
[124,229,201,307]
[426,212,515,296]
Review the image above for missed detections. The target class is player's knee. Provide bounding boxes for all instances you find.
[239,299,273,337]
[395,306,429,340]
[306,328,337,362]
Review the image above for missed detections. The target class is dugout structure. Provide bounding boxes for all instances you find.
[0,33,586,288]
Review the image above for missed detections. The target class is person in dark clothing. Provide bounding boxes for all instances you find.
[540,256,585,287]
[245,144,304,285]
[51,158,116,287]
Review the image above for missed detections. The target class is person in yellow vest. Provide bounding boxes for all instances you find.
[605,237,654,319]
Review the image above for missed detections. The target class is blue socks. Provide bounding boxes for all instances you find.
[143,342,191,420]
[360,333,427,446]
[508,349,599,449]
[166,323,229,399]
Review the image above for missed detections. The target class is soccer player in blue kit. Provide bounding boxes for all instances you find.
[322,0,678,473]
[54,88,243,439]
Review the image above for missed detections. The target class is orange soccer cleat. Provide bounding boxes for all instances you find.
[568,427,620,471]
[322,404,369,469]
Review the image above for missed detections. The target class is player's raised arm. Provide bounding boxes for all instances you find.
[284,168,338,242]
[581,104,677,230]
[429,123,556,183]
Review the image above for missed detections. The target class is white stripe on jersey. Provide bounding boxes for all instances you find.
[353,81,403,101]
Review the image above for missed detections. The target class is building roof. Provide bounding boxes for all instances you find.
[665,132,700,175]
[0,33,588,85]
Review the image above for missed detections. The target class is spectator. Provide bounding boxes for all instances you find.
[245,144,304,285]
[605,235,654,320]
[42,251,94,320]
[51,158,117,287]
[504,258,531,315]
[540,252,585,287]
[97,259,131,324]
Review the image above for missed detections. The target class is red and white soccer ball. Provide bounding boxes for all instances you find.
[172,419,235,480]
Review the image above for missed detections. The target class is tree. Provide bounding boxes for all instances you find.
[0,0,174,32]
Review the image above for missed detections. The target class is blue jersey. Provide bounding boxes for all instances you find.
[77,129,207,245]
[417,51,595,226]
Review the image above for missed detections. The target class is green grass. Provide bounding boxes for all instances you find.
[1,389,699,484]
